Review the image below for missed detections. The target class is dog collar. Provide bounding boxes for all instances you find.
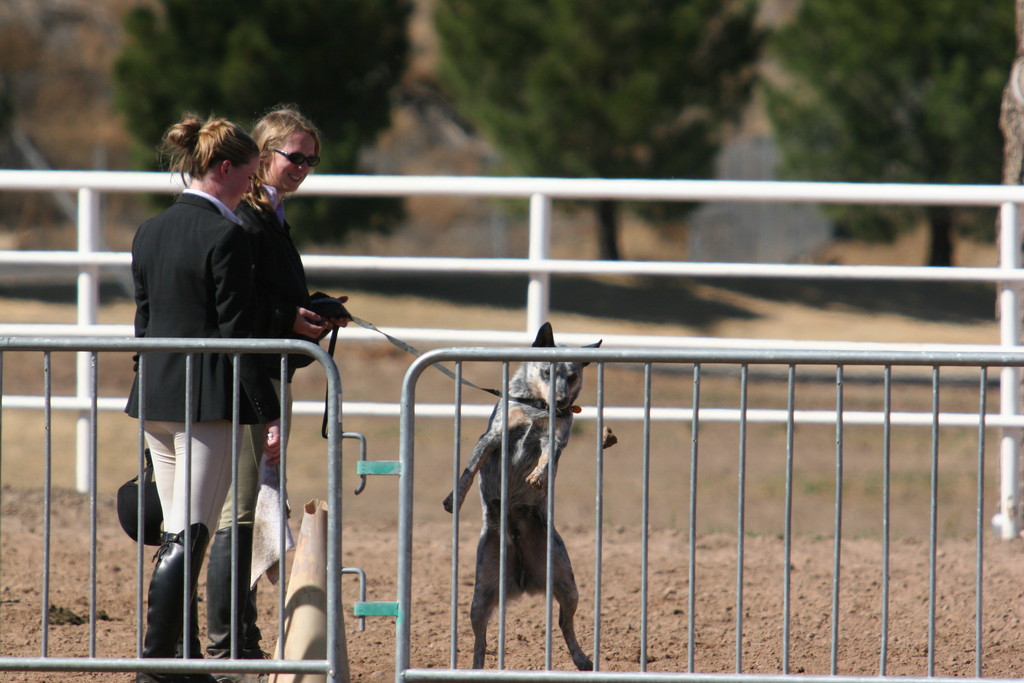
[511,396,578,419]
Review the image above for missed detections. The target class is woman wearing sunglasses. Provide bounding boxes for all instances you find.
[203,104,350,677]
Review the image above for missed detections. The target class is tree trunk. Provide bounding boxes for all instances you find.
[1000,1,1024,187]
[596,199,620,261]
[926,208,954,267]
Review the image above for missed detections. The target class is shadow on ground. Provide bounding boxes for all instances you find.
[311,272,995,327]
[0,269,995,329]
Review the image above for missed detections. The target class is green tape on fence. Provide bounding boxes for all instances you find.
[357,461,402,476]
[354,601,401,619]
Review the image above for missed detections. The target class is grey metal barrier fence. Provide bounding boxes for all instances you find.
[0,336,347,681]
[393,345,1024,683]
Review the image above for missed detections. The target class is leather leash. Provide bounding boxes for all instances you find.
[319,314,575,438]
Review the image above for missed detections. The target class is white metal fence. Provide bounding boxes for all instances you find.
[1,170,1023,536]
[393,345,1024,682]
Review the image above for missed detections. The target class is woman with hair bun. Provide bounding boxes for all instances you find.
[125,113,281,683]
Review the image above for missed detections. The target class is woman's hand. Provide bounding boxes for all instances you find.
[263,419,282,466]
[318,295,352,329]
[292,307,327,340]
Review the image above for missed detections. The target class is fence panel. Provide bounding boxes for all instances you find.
[394,346,1024,683]
[0,337,347,681]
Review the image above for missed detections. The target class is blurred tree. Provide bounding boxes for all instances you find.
[435,0,763,260]
[0,75,11,138]
[113,0,412,243]
[766,1,1014,266]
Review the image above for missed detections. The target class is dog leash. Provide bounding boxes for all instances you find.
[318,313,577,437]
[349,315,507,398]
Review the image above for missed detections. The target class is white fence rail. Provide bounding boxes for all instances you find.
[0,170,1022,535]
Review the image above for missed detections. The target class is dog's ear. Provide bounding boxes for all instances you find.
[532,322,555,348]
[580,339,602,366]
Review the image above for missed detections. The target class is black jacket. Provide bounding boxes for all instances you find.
[124,194,280,424]
[236,200,317,378]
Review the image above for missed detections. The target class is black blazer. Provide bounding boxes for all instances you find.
[124,193,280,425]
[236,200,317,378]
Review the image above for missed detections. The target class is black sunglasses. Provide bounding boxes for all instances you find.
[274,149,320,167]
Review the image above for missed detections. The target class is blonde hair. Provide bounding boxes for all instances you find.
[161,113,259,185]
[244,104,323,211]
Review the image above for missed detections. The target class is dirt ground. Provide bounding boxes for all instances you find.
[3,237,1024,682]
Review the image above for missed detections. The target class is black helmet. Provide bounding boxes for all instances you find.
[116,450,163,546]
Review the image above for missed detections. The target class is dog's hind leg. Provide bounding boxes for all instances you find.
[548,529,593,671]
[469,523,503,668]
[516,513,593,671]
[554,578,592,669]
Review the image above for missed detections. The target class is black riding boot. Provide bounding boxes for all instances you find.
[206,525,265,680]
[174,595,202,659]
[136,524,215,683]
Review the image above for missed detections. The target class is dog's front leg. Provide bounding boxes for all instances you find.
[525,441,551,490]
[526,421,569,489]
[443,435,498,513]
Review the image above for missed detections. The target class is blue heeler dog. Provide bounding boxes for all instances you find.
[443,322,601,670]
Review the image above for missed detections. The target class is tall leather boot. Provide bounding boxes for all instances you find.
[206,526,265,681]
[175,595,202,659]
[136,524,215,683]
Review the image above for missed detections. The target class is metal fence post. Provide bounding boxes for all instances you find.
[76,187,100,493]
[997,201,1023,539]
[527,193,552,335]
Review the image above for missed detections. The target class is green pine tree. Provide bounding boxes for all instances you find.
[766,1,1014,266]
[436,0,763,260]
[114,0,412,243]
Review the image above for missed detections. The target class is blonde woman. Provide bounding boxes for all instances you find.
[204,104,349,673]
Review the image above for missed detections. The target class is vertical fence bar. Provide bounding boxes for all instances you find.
[975,366,988,678]
[324,349,344,683]
[830,365,844,675]
[927,367,941,676]
[75,188,100,494]
[735,364,748,673]
[544,362,557,670]
[782,364,796,674]
[182,353,195,659]
[687,363,700,673]
[997,201,1022,538]
[396,348,419,681]
[135,356,147,657]
[880,366,892,675]
[41,351,52,656]
[227,356,242,660]
[526,194,552,335]
[87,352,99,657]
[497,362,510,670]
[449,362,463,669]
[593,362,606,671]
[640,363,652,671]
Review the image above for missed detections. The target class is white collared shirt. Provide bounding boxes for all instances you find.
[262,184,286,226]
[183,188,243,226]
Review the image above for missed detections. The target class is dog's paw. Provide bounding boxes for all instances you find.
[574,654,594,671]
[525,471,546,489]
[442,492,455,513]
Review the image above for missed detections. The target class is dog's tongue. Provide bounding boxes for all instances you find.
[571,405,582,414]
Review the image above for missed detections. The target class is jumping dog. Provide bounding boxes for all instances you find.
[443,322,601,671]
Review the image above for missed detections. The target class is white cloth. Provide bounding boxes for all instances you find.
[251,457,295,588]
